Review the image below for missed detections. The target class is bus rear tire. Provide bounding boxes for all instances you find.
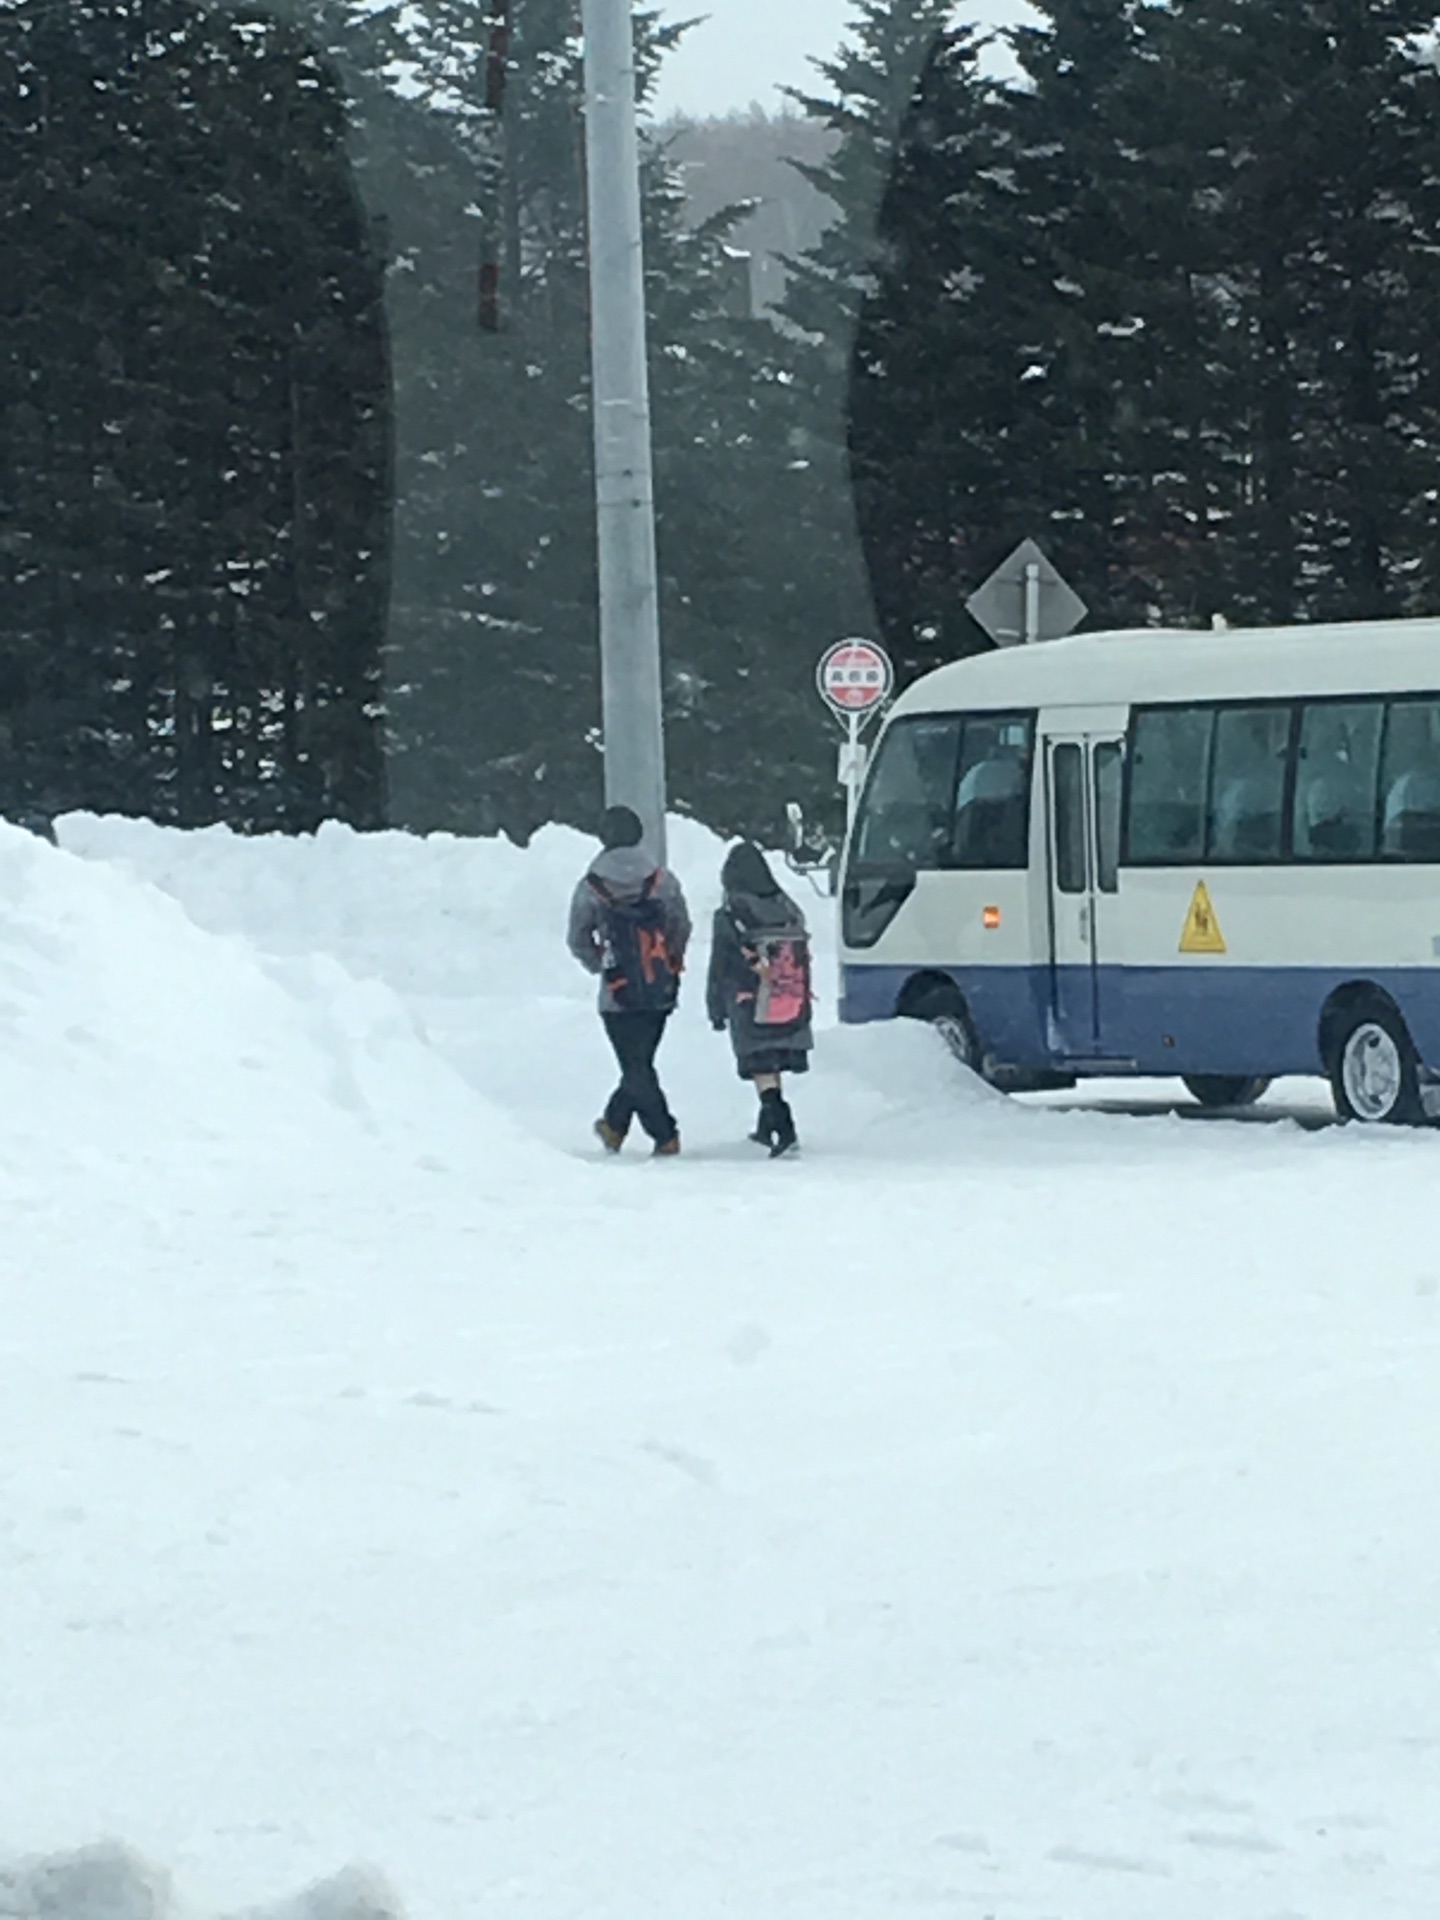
[903,982,982,1075]
[1328,999,1424,1125]
[1182,1074,1271,1110]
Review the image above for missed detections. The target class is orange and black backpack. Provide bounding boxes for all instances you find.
[590,871,682,1012]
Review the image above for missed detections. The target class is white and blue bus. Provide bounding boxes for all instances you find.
[838,618,1440,1123]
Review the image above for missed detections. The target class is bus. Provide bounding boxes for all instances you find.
[838,618,1440,1124]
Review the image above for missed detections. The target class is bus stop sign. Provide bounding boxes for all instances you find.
[817,639,893,719]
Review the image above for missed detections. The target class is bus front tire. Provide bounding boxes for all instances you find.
[1328,999,1425,1125]
[1182,1074,1271,1110]
[903,984,982,1075]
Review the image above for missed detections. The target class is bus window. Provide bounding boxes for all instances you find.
[1380,699,1440,860]
[1094,742,1123,892]
[1294,700,1382,861]
[852,716,962,868]
[1053,744,1086,892]
[1127,706,1213,863]
[950,714,1034,869]
[1207,705,1289,861]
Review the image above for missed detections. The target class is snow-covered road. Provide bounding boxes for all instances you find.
[3,815,1438,1920]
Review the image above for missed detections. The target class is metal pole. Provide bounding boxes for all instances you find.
[1023,561,1040,647]
[581,0,667,860]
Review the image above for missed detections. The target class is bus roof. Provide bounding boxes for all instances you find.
[890,616,1440,717]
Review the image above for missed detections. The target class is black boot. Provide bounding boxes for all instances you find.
[749,1086,782,1148]
[767,1092,798,1158]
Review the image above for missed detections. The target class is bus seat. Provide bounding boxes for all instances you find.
[1210,776,1278,860]
[1382,771,1440,860]
[952,758,1024,865]
[1300,774,1368,857]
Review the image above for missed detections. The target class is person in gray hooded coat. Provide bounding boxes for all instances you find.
[707,841,813,1156]
[568,804,691,1156]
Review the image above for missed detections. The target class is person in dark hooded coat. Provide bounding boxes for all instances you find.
[707,842,813,1156]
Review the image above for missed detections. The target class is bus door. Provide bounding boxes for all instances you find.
[1045,734,1126,1058]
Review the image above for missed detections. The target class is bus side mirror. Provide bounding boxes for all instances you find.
[783,802,839,896]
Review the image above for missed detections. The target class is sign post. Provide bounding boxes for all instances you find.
[816,639,894,832]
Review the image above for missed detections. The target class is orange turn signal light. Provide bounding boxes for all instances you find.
[982,906,1001,930]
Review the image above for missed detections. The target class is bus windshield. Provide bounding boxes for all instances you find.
[853,711,1035,870]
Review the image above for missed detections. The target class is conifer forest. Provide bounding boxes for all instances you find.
[3,0,1439,842]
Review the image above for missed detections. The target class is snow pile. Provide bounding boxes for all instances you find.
[0,1847,402,1920]
[0,820,544,1210]
[57,813,744,1001]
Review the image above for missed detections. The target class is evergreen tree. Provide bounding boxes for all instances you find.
[1164,0,1440,624]
[847,0,1440,654]
[754,0,962,790]
[844,16,1006,677]
[850,0,1181,674]
[0,0,390,830]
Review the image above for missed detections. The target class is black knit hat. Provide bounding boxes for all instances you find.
[600,804,644,850]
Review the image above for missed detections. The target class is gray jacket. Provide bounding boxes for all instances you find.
[567,846,692,1014]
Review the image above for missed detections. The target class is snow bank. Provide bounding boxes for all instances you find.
[0,820,545,1205]
[57,812,782,1001]
[0,1847,403,1920]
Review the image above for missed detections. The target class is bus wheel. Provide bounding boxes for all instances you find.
[903,983,981,1074]
[1182,1074,1271,1110]
[1329,1000,1424,1125]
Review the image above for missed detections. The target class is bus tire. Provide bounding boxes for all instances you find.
[902,981,982,1075]
[1182,1074,1271,1110]
[1328,997,1424,1125]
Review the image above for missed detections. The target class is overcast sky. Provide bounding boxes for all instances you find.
[652,0,1039,119]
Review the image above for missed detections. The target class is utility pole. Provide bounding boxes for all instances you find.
[580,0,667,859]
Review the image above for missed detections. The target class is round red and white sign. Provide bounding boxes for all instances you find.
[817,639,893,717]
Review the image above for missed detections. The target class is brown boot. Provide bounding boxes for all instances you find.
[594,1118,626,1154]
[652,1133,681,1158]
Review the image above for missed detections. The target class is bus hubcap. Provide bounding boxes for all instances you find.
[1343,1023,1403,1120]
[933,1011,976,1068]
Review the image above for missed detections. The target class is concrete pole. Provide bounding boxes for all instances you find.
[581,0,667,861]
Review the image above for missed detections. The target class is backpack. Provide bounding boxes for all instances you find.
[591,872,682,1013]
[736,920,812,1028]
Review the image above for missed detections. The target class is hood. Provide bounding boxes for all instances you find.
[721,841,778,898]
[588,845,658,902]
[727,887,802,933]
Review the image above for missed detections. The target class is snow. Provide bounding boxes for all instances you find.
[4,811,1440,1919]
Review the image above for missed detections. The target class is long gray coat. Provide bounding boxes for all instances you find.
[706,885,813,1076]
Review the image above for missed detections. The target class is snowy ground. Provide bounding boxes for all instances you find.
[4,813,1440,1920]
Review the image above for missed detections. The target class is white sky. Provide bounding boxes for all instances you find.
[653,0,1038,119]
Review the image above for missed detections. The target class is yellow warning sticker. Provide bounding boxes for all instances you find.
[1180,880,1226,955]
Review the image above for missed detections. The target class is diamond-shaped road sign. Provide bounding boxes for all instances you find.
[965,538,1087,649]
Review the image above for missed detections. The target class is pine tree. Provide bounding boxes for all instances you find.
[1163,0,1440,624]
[850,0,1184,673]
[848,0,1440,651]
[0,0,390,830]
[845,17,1007,677]
[756,0,962,777]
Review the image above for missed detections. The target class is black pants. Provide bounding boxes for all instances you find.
[601,1011,676,1145]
